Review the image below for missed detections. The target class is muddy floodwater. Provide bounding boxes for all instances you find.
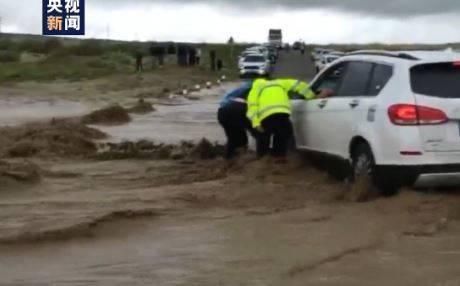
[95,100,223,144]
[0,98,88,126]
[1,53,460,285]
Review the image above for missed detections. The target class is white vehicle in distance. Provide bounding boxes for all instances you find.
[315,54,341,73]
[292,50,460,195]
[239,54,271,77]
[312,48,332,61]
[247,46,270,58]
[238,51,262,69]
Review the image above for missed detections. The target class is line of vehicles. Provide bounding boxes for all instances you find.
[238,44,278,78]
[311,48,345,74]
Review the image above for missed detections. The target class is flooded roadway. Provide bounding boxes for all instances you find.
[1,52,460,286]
[0,98,88,126]
[94,82,239,144]
[2,196,460,286]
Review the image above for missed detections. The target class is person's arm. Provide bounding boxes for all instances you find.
[280,79,317,100]
[285,79,334,100]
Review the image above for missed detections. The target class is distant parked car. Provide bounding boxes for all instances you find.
[239,54,271,77]
[293,42,303,50]
[292,50,460,195]
[238,51,261,69]
[315,54,340,73]
[312,48,332,62]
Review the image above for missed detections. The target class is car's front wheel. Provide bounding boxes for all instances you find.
[351,143,398,200]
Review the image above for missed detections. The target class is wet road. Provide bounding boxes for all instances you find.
[272,49,316,80]
[4,51,459,286]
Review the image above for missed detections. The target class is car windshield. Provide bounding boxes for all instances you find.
[411,62,460,98]
[244,56,265,62]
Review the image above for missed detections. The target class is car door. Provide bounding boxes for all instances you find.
[351,63,394,153]
[316,61,375,158]
[292,62,348,151]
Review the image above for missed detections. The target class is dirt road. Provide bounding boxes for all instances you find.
[1,51,460,286]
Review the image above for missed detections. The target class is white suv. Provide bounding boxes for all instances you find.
[239,54,271,77]
[292,50,460,195]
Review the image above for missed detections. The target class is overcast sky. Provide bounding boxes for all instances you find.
[1,0,460,43]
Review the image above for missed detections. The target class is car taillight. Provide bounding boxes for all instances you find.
[388,104,448,125]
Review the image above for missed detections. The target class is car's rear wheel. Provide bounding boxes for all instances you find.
[351,143,398,200]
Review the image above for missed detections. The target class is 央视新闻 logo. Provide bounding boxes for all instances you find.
[43,0,85,35]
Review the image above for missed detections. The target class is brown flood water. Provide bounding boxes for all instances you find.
[1,76,460,285]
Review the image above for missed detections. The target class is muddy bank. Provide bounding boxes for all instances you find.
[96,138,225,161]
[127,98,156,114]
[0,120,106,158]
[81,104,131,125]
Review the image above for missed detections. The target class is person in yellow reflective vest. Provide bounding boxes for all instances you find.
[247,78,332,159]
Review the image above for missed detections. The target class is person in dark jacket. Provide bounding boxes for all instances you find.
[210,50,216,71]
[217,81,255,159]
[135,51,143,72]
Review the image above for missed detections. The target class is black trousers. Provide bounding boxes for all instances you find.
[217,103,255,159]
[256,113,293,158]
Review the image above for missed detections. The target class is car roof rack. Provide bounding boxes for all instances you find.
[347,50,419,60]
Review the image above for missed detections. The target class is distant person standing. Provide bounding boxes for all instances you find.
[217,59,223,71]
[196,48,202,65]
[177,45,187,66]
[158,46,165,67]
[210,50,216,71]
[135,51,143,72]
[189,47,196,66]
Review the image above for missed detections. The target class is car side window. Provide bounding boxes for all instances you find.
[368,64,393,96]
[311,62,347,95]
[336,61,374,97]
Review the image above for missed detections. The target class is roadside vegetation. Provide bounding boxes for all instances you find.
[0,34,245,82]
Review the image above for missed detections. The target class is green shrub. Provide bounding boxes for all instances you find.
[70,40,104,56]
[101,51,133,66]
[0,51,20,62]
[87,58,116,69]
[43,38,63,53]
[0,39,13,51]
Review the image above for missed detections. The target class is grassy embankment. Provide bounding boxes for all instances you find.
[0,34,246,83]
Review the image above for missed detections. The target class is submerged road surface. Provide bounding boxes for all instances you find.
[2,51,460,286]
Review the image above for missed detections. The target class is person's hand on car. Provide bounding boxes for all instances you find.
[317,88,334,98]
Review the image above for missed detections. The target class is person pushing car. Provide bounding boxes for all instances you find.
[247,78,332,161]
[217,80,256,159]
